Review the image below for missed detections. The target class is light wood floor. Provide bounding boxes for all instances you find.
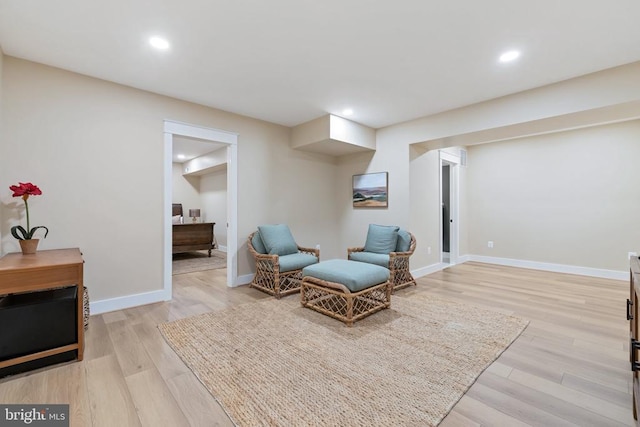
[0,262,634,426]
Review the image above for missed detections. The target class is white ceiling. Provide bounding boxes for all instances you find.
[172,135,227,163]
[1,1,640,129]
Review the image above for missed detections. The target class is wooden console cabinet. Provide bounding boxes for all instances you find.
[0,248,84,370]
[629,255,640,419]
[173,222,216,256]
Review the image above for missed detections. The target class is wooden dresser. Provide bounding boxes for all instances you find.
[629,255,640,419]
[173,222,216,256]
[0,248,84,372]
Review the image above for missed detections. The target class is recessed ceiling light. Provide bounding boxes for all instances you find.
[499,50,520,63]
[342,108,354,116]
[149,36,170,50]
[177,154,186,160]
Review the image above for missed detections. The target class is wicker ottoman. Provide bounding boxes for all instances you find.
[301,259,392,326]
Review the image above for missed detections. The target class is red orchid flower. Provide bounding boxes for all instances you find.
[10,182,42,200]
[9,182,49,240]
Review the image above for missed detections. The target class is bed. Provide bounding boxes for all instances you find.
[172,203,216,256]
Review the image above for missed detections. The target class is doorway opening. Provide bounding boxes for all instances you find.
[439,151,460,266]
[442,164,451,263]
[163,120,238,301]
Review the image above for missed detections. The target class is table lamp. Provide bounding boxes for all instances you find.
[189,209,201,223]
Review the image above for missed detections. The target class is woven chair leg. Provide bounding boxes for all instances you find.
[346,296,354,327]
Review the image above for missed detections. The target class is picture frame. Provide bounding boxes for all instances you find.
[352,172,388,207]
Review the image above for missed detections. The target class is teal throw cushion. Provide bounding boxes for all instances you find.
[349,251,390,268]
[251,231,267,254]
[302,259,390,293]
[257,224,298,256]
[279,253,319,272]
[395,229,411,253]
[363,224,399,254]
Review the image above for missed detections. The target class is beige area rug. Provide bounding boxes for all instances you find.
[159,292,528,427]
[172,250,226,275]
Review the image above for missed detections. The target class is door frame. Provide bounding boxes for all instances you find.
[439,150,460,265]
[163,120,239,300]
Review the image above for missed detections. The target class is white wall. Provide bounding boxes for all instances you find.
[172,163,201,219]
[329,115,375,150]
[200,168,227,248]
[408,147,441,268]
[0,49,3,251]
[389,61,640,147]
[0,57,340,306]
[337,61,640,276]
[337,136,411,250]
[466,120,640,271]
[4,53,639,312]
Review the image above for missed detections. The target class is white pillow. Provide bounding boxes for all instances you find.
[172,215,181,224]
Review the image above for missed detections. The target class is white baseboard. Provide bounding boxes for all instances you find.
[456,254,471,264]
[93,255,624,316]
[411,262,449,278]
[90,289,170,315]
[410,255,474,279]
[236,273,253,286]
[92,274,247,315]
[217,245,227,253]
[465,254,627,281]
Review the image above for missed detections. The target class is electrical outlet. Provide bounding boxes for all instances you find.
[316,244,321,250]
[629,251,637,259]
[427,246,431,255]
[488,241,494,249]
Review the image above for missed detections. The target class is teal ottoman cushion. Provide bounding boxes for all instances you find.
[349,251,390,268]
[279,253,319,272]
[303,259,390,292]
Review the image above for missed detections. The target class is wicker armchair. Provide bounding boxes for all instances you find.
[348,226,416,292]
[248,227,320,298]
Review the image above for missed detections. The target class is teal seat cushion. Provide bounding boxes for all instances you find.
[349,251,390,268]
[303,259,390,292]
[279,253,319,273]
[251,231,267,254]
[258,224,298,256]
[363,224,400,254]
[395,229,411,253]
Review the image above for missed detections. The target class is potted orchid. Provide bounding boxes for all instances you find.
[10,182,49,254]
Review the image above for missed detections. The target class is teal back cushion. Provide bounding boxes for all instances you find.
[251,232,267,254]
[257,224,298,256]
[363,224,399,254]
[395,229,411,252]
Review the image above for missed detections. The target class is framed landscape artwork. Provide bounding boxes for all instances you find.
[352,172,388,207]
